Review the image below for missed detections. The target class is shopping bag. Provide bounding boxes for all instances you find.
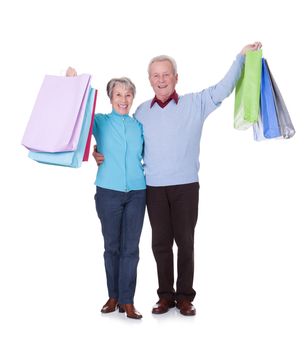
[28,88,97,168]
[22,74,91,152]
[253,112,266,141]
[266,60,295,139]
[260,58,281,139]
[83,89,97,161]
[234,50,262,130]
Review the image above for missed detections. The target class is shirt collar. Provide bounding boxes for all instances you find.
[150,90,179,108]
[110,109,129,117]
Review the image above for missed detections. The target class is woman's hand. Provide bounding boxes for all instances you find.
[66,67,77,77]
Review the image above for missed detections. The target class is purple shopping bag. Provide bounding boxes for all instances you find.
[28,87,97,168]
[22,74,91,152]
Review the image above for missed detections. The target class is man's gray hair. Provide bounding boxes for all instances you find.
[106,77,136,99]
[147,55,178,76]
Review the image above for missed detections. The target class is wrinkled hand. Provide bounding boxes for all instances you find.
[66,66,77,77]
[92,145,104,166]
[240,41,262,55]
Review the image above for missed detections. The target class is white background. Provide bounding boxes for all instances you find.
[1,0,307,349]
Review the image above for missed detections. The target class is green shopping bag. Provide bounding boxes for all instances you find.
[234,50,262,130]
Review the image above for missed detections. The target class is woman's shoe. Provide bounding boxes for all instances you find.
[100,298,118,313]
[119,304,142,319]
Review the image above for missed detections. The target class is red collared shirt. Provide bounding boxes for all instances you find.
[150,90,179,108]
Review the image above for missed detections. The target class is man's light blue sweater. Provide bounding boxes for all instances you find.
[134,54,245,186]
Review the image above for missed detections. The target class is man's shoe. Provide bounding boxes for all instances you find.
[176,300,196,316]
[152,299,176,314]
[100,298,118,313]
[119,304,142,319]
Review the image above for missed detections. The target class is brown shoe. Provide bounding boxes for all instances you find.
[152,299,176,314]
[100,298,118,313]
[176,300,196,316]
[119,304,142,319]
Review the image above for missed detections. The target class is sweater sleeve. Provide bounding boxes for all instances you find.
[209,54,245,105]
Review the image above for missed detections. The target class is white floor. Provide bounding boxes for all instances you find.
[1,182,307,349]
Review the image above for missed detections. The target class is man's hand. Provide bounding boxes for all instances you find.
[240,41,262,55]
[92,145,104,166]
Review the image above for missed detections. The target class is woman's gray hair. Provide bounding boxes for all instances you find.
[147,55,177,76]
[106,77,136,99]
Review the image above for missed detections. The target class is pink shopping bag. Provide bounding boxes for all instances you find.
[83,89,97,161]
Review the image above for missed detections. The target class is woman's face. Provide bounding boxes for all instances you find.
[111,83,134,115]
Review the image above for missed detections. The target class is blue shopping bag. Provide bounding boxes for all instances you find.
[260,58,281,139]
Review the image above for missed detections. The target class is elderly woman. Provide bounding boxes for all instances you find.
[66,68,146,319]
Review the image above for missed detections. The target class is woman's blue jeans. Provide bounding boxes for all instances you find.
[94,187,146,304]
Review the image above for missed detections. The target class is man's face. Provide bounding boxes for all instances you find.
[149,60,178,102]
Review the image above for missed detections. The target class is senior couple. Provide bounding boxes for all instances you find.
[66,41,262,319]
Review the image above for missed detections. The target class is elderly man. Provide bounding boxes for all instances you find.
[93,42,262,316]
